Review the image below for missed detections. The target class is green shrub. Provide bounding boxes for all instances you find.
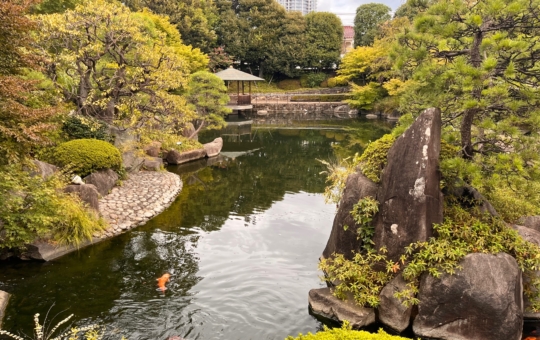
[0,165,106,250]
[300,73,328,88]
[356,134,396,183]
[286,322,411,340]
[54,139,122,177]
[290,94,352,102]
[62,115,111,141]
[277,79,302,90]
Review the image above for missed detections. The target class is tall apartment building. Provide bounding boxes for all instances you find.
[276,0,317,15]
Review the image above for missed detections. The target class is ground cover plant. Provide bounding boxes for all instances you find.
[286,322,411,340]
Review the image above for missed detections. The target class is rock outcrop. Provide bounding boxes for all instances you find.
[203,137,223,158]
[166,149,207,165]
[373,107,443,262]
[377,273,413,333]
[64,184,100,211]
[322,172,378,260]
[0,290,10,328]
[122,151,144,173]
[413,253,523,340]
[31,160,58,179]
[83,169,118,196]
[308,288,375,329]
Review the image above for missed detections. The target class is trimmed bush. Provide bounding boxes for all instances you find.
[277,79,302,90]
[286,322,411,340]
[54,139,122,177]
[300,73,328,88]
[290,94,352,102]
[327,77,349,88]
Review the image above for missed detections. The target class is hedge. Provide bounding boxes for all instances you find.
[286,323,411,340]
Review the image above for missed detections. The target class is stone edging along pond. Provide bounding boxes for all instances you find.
[25,171,183,262]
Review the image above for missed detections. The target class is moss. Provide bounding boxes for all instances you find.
[286,322,411,340]
[357,134,396,183]
[54,139,122,177]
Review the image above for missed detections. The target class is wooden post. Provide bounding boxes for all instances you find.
[237,80,240,103]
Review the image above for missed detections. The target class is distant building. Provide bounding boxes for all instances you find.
[342,26,354,55]
[276,0,316,15]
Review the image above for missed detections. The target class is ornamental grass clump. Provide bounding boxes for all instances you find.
[53,139,122,177]
[0,313,103,340]
[0,165,107,250]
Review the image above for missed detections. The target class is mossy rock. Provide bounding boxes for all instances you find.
[54,139,122,177]
[357,134,396,183]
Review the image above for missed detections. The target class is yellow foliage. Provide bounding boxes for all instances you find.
[337,42,390,81]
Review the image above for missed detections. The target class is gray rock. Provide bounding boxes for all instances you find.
[64,184,100,211]
[519,216,540,233]
[31,160,58,179]
[308,288,376,329]
[71,175,84,185]
[110,127,138,149]
[144,141,162,158]
[373,107,443,262]
[0,290,10,329]
[83,169,118,196]
[166,149,207,165]
[365,114,378,119]
[413,253,523,340]
[122,151,144,173]
[181,122,198,141]
[143,157,163,171]
[378,273,412,332]
[203,137,223,158]
[322,172,378,260]
[334,105,349,113]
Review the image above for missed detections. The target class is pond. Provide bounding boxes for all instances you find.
[0,118,392,340]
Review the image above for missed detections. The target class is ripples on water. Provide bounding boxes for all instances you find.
[0,119,392,340]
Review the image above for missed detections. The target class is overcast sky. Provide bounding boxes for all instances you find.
[317,0,405,25]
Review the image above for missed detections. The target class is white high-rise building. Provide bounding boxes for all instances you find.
[277,0,317,15]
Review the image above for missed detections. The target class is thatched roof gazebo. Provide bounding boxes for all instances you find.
[215,67,264,110]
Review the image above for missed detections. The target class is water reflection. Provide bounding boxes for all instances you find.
[0,118,391,340]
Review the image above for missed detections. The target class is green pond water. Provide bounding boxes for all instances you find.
[0,118,392,340]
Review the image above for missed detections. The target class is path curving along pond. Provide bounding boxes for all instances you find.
[0,118,392,340]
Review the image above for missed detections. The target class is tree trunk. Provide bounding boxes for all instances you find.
[258,62,264,79]
[461,29,483,159]
[189,120,205,139]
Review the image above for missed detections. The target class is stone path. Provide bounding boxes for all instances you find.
[96,171,182,238]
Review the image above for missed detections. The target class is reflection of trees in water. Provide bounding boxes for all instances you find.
[163,121,390,233]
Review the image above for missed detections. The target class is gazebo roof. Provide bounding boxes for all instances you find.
[215,67,265,81]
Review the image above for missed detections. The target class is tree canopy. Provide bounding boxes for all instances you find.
[123,0,219,53]
[353,3,391,47]
[35,0,208,133]
[304,12,343,70]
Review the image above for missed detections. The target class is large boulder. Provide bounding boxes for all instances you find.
[377,273,413,332]
[83,169,118,196]
[322,172,378,260]
[166,148,207,165]
[519,216,540,233]
[64,184,99,211]
[143,157,163,171]
[122,151,144,173]
[373,107,443,262]
[0,290,10,328]
[31,160,58,179]
[182,123,198,141]
[308,288,376,329]
[413,253,523,340]
[203,137,224,158]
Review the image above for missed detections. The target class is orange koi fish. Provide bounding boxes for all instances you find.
[157,273,170,292]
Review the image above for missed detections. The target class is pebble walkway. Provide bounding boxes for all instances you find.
[96,171,182,238]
